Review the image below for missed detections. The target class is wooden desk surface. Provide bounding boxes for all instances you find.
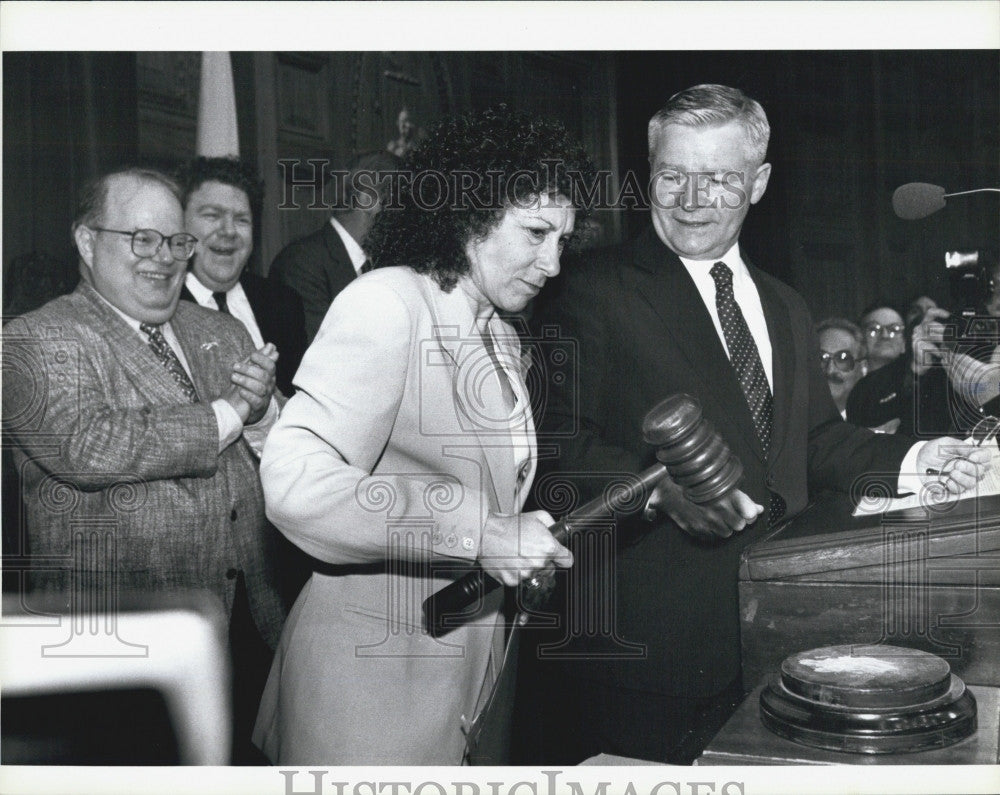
[741,492,1000,583]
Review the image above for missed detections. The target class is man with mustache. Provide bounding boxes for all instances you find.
[816,317,868,420]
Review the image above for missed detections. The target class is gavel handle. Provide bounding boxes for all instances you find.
[422,464,668,637]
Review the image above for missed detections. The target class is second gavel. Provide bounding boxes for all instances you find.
[422,393,742,636]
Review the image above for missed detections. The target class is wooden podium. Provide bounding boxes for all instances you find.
[738,491,1000,691]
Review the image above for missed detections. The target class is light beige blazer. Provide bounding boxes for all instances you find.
[253,266,536,764]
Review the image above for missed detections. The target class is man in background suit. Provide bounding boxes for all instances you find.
[269,151,403,342]
[177,156,307,396]
[522,84,988,764]
[816,316,869,421]
[2,167,286,762]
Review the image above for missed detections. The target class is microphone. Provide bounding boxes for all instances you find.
[892,182,1000,220]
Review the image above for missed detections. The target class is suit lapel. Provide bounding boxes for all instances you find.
[421,278,515,513]
[240,270,265,316]
[749,263,794,465]
[485,315,529,510]
[172,302,231,400]
[323,223,359,284]
[629,229,765,460]
[76,282,203,403]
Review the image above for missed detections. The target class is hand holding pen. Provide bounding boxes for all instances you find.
[918,416,999,495]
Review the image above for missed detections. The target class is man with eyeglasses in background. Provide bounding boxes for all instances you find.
[2,167,288,762]
[859,301,906,372]
[844,300,915,434]
[850,277,1000,437]
[816,317,869,421]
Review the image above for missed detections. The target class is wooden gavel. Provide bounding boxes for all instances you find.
[422,393,743,636]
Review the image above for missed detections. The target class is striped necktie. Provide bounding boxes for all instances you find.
[139,323,198,402]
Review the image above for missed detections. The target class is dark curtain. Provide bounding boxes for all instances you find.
[3,53,139,589]
[3,52,139,318]
[613,51,999,322]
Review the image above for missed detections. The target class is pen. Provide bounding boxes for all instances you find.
[926,417,1000,476]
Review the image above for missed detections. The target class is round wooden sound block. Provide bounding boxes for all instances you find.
[759,644,977,754]
[781,644,952,708]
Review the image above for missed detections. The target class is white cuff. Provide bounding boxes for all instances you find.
[897,441,928,495]
[212,399,244,452]
[242,397,279,457]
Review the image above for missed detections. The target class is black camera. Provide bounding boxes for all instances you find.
[946,249,1000,343]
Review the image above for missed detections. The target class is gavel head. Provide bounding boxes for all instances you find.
[641,393,743,504]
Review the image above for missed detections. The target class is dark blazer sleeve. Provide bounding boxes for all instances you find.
[270,225,356,343]
[531,248,646,513]
[241,271,308,396]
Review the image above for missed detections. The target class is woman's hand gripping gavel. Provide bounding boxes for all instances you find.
[422,393,745,636]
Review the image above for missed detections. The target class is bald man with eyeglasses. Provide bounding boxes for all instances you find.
[2,167,288,678]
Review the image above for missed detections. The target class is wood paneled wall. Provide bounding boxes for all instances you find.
[246,52,618,272]
[122,52,618,275]
[4,51,995,322]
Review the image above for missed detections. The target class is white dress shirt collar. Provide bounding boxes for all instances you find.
[329,216,368,275]
[183,270,218,307]
[676,243,774,391]
[92,287,193,375]
[184,272,265,348]
[677,242,747,284]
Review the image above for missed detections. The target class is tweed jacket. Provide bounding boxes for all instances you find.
[2,281,287,647]
[180,269,308,397]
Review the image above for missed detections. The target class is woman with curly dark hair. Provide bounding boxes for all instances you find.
[253,107,596,765]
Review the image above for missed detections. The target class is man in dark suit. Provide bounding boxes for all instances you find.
[177,157,307,396]
[2,167,286,762]
[522,84,988,765]
[269,151,403,342]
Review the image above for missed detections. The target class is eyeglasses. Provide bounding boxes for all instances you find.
[971,415,1000,447]
[90,227,198,261]
[820,349,863,373]
[864,322,905,339]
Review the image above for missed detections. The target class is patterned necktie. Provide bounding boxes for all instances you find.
[212,291,229,314]
[139,323,198,403]
[360,258,373,274]
[709,261,773,455]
